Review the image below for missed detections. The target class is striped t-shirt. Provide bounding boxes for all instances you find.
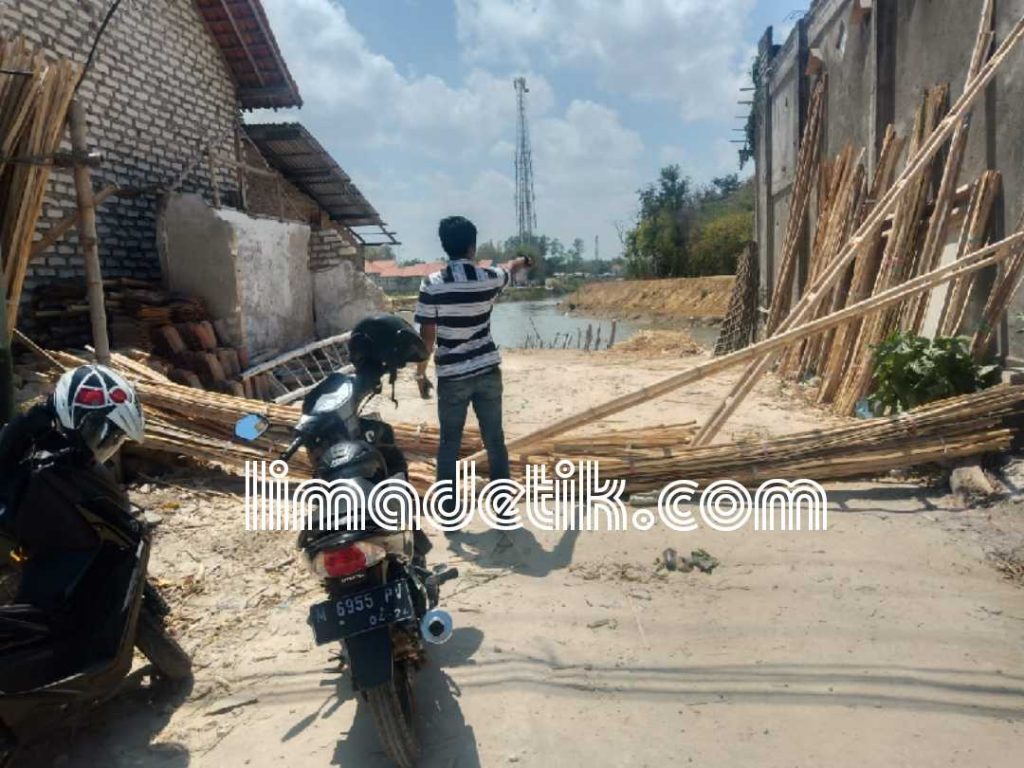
[414,259,510,380]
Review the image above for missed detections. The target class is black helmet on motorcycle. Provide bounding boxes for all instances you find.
[52,364,145,463]
[348,315,428,375]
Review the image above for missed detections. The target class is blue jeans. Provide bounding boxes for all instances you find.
[436,367,510,485]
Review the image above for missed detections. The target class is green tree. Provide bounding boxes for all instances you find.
[568,238,585,272]
[624,166,752,278]
[690,212,751,275]
[364,244,397,262]
[476,240,506,264]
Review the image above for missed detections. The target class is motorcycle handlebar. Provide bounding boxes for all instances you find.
[281,435,304,462]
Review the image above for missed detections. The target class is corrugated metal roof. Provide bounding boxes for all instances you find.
[195,0,302,109]
[244,122,386,229]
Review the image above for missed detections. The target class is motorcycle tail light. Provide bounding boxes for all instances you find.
[310,541,386,578]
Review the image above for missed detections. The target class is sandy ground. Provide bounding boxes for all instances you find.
[15,348,1024,768]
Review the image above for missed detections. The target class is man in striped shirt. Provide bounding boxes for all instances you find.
[414,216,531,491]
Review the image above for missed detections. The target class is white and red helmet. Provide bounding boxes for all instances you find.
[52,365,145,462]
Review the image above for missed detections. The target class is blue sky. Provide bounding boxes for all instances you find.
[256,1,802,261]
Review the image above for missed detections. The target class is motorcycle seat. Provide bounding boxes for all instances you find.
[0,604,51,649]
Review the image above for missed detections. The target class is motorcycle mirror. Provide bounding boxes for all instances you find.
[235,413,270,441]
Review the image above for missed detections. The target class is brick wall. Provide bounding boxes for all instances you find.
[239,142,361,273]
[1,0,240,293]
[240,141,320,224]
[309,226,358,272]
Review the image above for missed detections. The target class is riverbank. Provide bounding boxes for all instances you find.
[563,275,735,321]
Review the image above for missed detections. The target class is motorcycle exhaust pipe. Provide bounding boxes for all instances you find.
[420,609,453,644]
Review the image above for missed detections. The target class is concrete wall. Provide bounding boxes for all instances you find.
[1,0,239,292]
[157,194,239,329]
[222,209,314,355]
[159,194,314,356]
[754,0,1024,358]
[312,261,390,337]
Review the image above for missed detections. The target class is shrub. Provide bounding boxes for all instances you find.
[869,331,999,414]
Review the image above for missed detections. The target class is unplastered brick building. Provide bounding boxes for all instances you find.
[1,0,391,350]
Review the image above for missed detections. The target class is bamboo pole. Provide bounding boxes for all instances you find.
[832,85,949,415]
[69,98,109,363]
[907,0,995,334]
[937,171,1002,336]
[465,231,1024,462]
[206,148,221,208]
[690,10,1024,444]
[766,78,826,334]
[0,245,12,423]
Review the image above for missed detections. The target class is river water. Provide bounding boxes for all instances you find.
[490,298,721,350]
[398,297,721,350]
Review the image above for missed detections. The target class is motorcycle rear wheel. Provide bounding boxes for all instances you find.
[365,661,418,768]
[135,608,192,683]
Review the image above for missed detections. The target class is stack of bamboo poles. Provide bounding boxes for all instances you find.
[32,339,1020,494]
[0,38,80,336]
[36,345,699,491]
[777,141,866,380]
[776,85,952,401]
[612,386,1024,492]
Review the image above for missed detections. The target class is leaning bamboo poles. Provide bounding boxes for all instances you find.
[779,144,866,380]
[936,170,1002,337]
[713,241,759,356]
[591,386,1024,492]
[0,38,80,336]
[765,77,826,335]
[816,127,904,405]
[905,0,995,334]
[969,212,1024,359]
[467,230,1024,464]
[689,8,1024,444]
[833,84,951,415]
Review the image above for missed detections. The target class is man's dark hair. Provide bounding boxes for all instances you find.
[438,216,477,260]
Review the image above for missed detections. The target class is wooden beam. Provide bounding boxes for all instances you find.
[29,184,118,259]
[218,0,265,87]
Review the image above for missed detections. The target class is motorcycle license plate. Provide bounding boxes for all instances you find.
[308,581,415,645]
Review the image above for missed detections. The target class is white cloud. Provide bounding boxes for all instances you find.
[255,0,651,260]
[455,0,756,122]
[257,0,554,158]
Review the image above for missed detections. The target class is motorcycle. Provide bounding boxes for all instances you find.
[0,445,191,764]
[235,333,458,768]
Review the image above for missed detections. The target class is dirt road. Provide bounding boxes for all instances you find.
[18,349,1024,767]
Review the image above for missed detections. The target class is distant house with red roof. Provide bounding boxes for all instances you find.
[364,260,445,293]
[366,258,522,293]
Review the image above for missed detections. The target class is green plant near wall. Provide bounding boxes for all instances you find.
[869,331,1000,415]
